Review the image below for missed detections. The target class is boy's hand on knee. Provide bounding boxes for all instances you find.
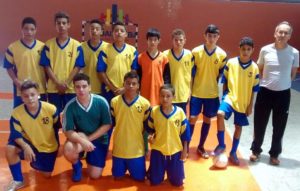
[24,144,36,162]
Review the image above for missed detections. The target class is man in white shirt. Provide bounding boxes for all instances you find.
[250,21,299,165]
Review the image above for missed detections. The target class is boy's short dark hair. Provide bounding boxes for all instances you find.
[205,24,220,34]
[239,37,254,48]
[171,28,185,38]
[22,17,36,28]
[146,28,160,39]
[112,20,126,31]
[73,73,90,85]
[124,71,140,82]
[54,11,70,23]
[90,19,103,26]
[20,80,39,92]
[160,84,175,96]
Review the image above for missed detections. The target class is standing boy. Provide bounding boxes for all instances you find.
[138,28,170,106]
[147,84,190,186]
[214,37,259,166]
[3,17,47,107]
[40,11,84,113]
[97,21,138,104]
[82,19,108,95]
[111,71,150,181]
[190,24,227,158]
[63,73,112,182]
[163,28,194,113]
[250,21,299,165]
[5,80,60,191]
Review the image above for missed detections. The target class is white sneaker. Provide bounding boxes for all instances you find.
[4,180,24,191]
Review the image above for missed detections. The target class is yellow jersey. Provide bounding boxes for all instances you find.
[111,95,150,158]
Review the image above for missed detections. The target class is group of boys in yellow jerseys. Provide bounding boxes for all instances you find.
[5,10,297,191]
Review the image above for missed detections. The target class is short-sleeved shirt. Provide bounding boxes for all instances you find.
[222,57,259,113]
[97,43,138,91]
[63,94,112,144]
[138,51,169,106]
[164,49,194,103]
[82,40,108,94]
[3,39,46,95]
[40,37,85,93]
[9,101,59,153]
[111,95,150,158]
[257,43,299,91]
[192,45,227,98]
[148,105,190,156]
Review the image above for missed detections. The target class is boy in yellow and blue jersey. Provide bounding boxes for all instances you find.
[97,21,138,104]
[147,84,190,187]
[3,17,47,107]
[63,73,112,182]
[190,24,227,158]
[40,11,84,113]
[110,71,150,181]
[163,28,194,113]
[82,19,108,95]
[213,37,259,166]
[5,80,60,191]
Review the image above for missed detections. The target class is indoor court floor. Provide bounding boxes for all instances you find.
[0,59,300,191]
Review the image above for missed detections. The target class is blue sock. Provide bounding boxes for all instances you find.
[230,138,240,155]
[217,131,225,147]
[72,160,82,182]
[199,122,210,148]
[9,162,23,182]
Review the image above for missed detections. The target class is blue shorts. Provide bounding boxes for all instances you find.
[112,156,146,181]
[8,140,58,172]
[48,93,76,114]
[148,150,184,187]
[190,97,220,118]
[219,101,249,126]
[80,140,109,168]
[173,102,188,114]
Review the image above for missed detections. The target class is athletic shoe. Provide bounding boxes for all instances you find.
[212,145,226,156]
[72,161,83,182]
[5,180,24,191]
[270,157,280,166]
[249,153,260,162]
[229,153,240,165]
[197,147,209,159]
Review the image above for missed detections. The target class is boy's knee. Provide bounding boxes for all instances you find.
[217,110,225,118]
[63,142,77,159]
[89,170,102,179]
[189,116,197,124]
[5,145,18,159]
